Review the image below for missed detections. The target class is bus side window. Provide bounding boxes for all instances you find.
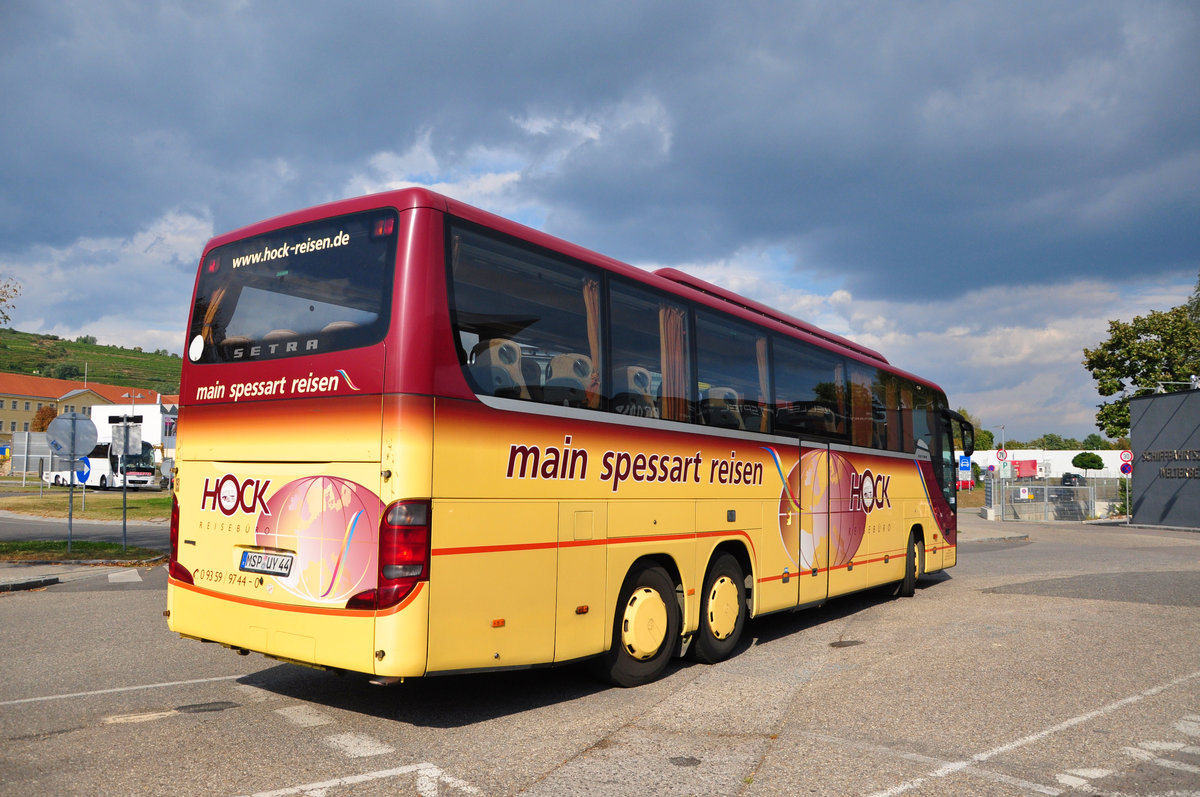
[694,309,769,433]
[609,282,691,423]
[772,337,847,441]
[448,226,598,407]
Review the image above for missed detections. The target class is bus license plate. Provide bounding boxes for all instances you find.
[240,551,293,577]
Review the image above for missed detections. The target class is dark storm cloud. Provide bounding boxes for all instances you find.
[0,0,1196,342]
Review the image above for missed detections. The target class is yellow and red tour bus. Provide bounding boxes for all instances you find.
[166,187,973,687]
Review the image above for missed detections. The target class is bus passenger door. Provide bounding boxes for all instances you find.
[824,443,869,598]
[554,502,608,662]
[797,441,830,607]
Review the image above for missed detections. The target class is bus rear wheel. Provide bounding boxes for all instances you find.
[895,530,923,598]
[594,563,679,687]
[690,553,746,664]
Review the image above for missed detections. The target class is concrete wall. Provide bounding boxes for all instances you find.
[1130,390,1200,530]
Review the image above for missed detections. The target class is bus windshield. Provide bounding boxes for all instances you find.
[115,442,156,472]
[187,210,398,363]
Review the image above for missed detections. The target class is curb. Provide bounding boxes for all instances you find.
[967,534,1031,544]
[0,576,60,593]
[0,556,166,566]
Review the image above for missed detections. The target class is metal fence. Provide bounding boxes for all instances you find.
[982,476,1129,522]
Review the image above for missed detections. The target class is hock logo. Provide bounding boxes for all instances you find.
[850,468,891,514]
[201,474,272,517]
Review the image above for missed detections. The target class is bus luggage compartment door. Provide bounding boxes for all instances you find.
[553,502,608,662]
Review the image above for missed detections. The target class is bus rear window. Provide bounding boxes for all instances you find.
[187,210,397,364]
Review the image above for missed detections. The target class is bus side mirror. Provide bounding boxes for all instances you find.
[961,423,975,457]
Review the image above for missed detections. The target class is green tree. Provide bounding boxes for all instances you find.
[1188,267,1200,325]
[75,334,97,345]
[975,428,996,450]
[50,363,82,380]
[1071,452,1104,474]
[0,277,19,325]
[1082,433,1110,450]
[1082,305,1200,438]
[1029,433,1081,450]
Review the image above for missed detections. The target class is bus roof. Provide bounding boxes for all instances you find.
[652,268,888,365]
[201,186,942,395]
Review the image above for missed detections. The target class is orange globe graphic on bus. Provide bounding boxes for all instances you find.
[776,449,867,572]
[254,476,384,604]
[824,450,865,566]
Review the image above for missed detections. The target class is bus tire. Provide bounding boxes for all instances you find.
[595,563,679,688]
[896,530,923,598]
[691,553,746,664]
[99,476,107,490]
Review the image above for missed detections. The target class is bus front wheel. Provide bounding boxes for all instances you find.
[690,553,746,664]
[98,476,107,490]
[594,563,680,687]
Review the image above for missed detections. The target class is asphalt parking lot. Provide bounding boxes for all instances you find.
[2,515,1198,796]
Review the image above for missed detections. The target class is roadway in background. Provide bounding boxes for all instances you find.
[2,519,1198,795]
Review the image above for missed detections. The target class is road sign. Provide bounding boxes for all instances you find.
[959,455,971,471]
[1120,450,1133,463]
[1120,462,1132,475]
[46,413,98,459]
[111,421,143,457]
[76,456,91,482]
[996,449,1008,462]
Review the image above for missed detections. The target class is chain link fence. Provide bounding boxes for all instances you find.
[982,477,1127,522]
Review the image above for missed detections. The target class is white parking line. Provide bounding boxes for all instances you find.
[324,732,395,758]
[275,704,334,727]
[866,668,1200,797]
[1124,746,1200,774]
[0,675,242,707]
[243,763,481,797]
[108,569,143,583]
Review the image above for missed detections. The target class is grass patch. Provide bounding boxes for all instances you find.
[0,485,172,522]
[0,540,164,562]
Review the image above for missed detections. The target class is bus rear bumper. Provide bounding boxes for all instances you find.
[166,579,429,678]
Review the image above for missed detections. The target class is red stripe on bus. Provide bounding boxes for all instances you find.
[433,529,758,561]
[169,577,424,617]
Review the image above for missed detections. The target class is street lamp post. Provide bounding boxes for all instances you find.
[120,392,143,551]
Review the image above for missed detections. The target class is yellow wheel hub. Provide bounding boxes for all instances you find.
[706,576,739,640]
[621,586,668,660]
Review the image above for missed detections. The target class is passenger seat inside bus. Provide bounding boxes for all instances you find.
[469,338,530,400]
[702,386,744,429]
[543,353,592,407]
[612,366,656,418]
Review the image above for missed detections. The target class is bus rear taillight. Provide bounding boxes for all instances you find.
[346,500,430,610]
[168,495,193,584]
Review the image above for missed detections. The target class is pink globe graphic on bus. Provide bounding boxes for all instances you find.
[254,476,384,604]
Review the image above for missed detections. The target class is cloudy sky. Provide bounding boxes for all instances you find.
[1,1,1197,441]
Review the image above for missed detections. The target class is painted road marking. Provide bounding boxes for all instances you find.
[1053,768,1112,789]
[0,675,242,707]
[105,709,179,724]
[866,668,1200,797]
[108,569,143,583]
[230,683,274,703]
[1123,745,1200,774]
[275,704,334,727]
[324,732,395,758]
[243,763,481,797]
[800,731,1060,795]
